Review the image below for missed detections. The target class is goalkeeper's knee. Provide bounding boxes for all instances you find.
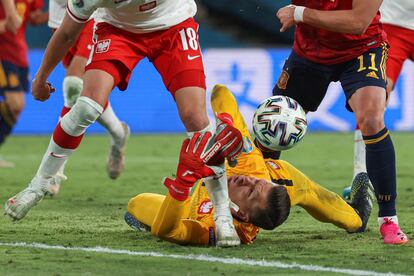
[63,76,83,108]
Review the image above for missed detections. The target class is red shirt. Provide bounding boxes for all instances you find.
[293,0,387,65]
[0,0,44,67]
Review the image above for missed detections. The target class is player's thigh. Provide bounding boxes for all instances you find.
[151,18,206,96]
[85,22,145,92]
[340,45,387,114]
[348,86,386,134]
[273,51,332,112]
[81,69,115,107]
[66,56,88,78]
[63,20,95,74]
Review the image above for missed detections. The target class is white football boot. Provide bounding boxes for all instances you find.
[4,175,63,221]
[215,215,240,247]
[107,122,130,180]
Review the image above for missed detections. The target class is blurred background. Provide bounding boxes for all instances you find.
[17,0,414,134]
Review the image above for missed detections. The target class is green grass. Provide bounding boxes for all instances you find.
[0,133,413,275]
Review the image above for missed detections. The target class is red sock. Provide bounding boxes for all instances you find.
[53,122,84,150]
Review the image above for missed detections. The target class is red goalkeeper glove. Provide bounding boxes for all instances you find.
[164,131,224,201]
[206,113,243,167]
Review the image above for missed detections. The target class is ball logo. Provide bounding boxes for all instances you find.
[96,39,111,54]
[198,200,214,214]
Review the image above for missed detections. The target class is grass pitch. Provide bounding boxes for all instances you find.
[0,133,413,275]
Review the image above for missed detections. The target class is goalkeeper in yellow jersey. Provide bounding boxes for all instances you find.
[124,85,373,246]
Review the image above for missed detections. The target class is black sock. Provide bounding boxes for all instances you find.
[0,101,15,145]
[363,128,397,217]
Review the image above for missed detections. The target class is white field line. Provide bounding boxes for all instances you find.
[0,242,408,276]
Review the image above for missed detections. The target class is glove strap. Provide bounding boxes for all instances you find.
[216,113,234,126]
[163,177,190,201]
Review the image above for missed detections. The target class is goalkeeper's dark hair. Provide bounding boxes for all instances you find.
[250,185,291,230]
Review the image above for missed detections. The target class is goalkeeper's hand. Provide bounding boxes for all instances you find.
[208,112,243,167]
[164,131,224,201]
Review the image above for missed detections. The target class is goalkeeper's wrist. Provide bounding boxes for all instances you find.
[167,184,190,201]
[294,6,305,23]
[164,178,191,201]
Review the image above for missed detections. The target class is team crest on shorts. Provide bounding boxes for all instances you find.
[8,73,19,88]
[96,39,111,54]
[277,70,289,90]
[198,200,214,214]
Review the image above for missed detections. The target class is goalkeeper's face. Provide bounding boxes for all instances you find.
[228,175,291,229]
[228,176,275,220]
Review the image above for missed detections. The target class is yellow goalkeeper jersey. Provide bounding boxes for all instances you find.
[128,85,362,246]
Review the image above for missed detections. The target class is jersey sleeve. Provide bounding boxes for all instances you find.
[267,160,362,232]
[67,0,102,23]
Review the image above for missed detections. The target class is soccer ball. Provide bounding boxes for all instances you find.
[252,96,307,151]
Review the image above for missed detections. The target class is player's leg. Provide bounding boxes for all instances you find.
[0,91,23,168]
[64,56,129,180]
[151,18,239,246]
[0,95,15,168]
[346,25,409,200]
[63,21,129,180]
[345,46,408,244]
[0,62,29,168]
[343,125,370,200]
[4,69,113,221]
[175,86,240,246]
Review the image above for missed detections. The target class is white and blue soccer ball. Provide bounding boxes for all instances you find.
[252,95,307,151]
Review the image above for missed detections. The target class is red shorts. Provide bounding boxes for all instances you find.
[62,20,95,68]
[383,24,414,84]
[85,18,206,95]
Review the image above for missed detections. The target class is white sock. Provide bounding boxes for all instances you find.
[204,172,233,219]
[378,216,398,226]
[36,138,74,179]
[36,97,102,180]
[354,128,366,176]
[96,103,124,146]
